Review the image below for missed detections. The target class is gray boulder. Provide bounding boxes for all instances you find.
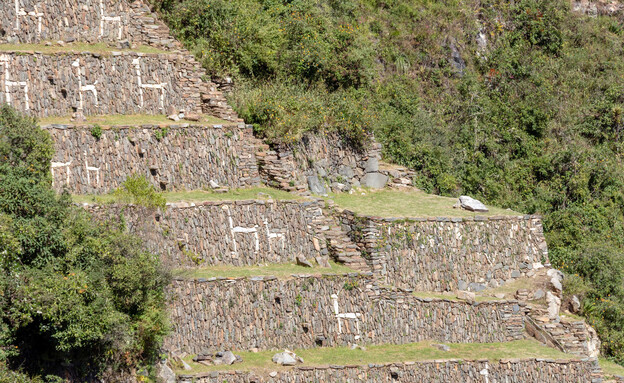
[156,362,176,383]
[221,351,237,365]
[339,165,355,179]
[296,255,314,268]
[361,172,388,189]
[459,196,489,212]
[307,176,327,195]
[364,157,379,173]
[272,350,301,366]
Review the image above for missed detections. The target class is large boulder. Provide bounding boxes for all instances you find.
[361,172,388,189]
[272,349,303,366]
[459,196,489,212]
[307,176,327,195]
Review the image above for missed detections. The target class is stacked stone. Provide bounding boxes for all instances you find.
[164,274,525,354]
[179,358,601,383]
[256,145,308,194]
[340,213,549,292]
[0,0,181,49]
[86,200,327,268]
[48,124,260,194]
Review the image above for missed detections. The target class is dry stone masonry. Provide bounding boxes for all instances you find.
[165,274,525,354]
[179,358,602,383]
[1,0,181,49]
[340,212,549,292]
[49,124,260,193]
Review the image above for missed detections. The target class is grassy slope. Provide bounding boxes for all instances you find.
[39,114,228,127]
[175,339,568,374]
[173,262,357,279]
[0,42,167,54]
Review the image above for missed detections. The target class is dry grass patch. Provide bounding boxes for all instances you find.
[72,187,302,205]
[173,261,358,280]
[0,42,167,54]
[329,189,519,218]
[39,114,228,127]
[175,339,569,375]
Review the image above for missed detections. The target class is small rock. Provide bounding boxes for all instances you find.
[432,343,451,352]
[251,348,259,353]
[494,293,506,299]
[570,295,581,313]
[209,180,220,189]
[532,289,545,300]
[546,291,561,320]
[168,114,180,122]
[185,114,201,121]
[296,255,313,268]
[181,360,192,371]
[457,290,476,302]
[459,196,489,212]
[269,372,278,378]
[315,256,331,268]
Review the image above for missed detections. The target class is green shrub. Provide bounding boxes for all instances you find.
[90,125,103,140]
[112,174,167,210]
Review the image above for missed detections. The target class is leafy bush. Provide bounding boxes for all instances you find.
[0,106,169,380]
[112,174,167,210]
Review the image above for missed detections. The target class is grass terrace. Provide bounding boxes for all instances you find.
[330,189,519,218]
[412,291,503,303]
[174,339,569,374]
[39,114,229,127]
[601,358,624,379]
[0,42,168,54]
[173,261,358,280]
[72,187,302,205]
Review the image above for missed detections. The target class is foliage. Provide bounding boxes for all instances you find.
[0,107,169,380]
[153,0,624,363]
[112,174,167,210]
[90,125,103,140]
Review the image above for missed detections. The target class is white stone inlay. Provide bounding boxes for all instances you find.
[14,0,44,36]
[0,54,30,110]
[84,152,100,187]
[132,58,167,111]
[51,160,72,187]
[99,0,122,40]
[223,205,259,255]
[264,218,285,252]
[331,293,362,338]
[72,59,99,111]
[480,362,489,383]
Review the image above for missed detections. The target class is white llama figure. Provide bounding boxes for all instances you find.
[84,153,100,188]
[72,59,99,110]
[331,293,362,339]
[99,0,122,40]
[263,218,285,252]
[0,54,30,110]
[132,58,167,111]
[222,205,259,255]
[51,160,72,187]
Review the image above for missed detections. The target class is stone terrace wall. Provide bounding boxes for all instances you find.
[0,51,205,117]
[257,132,387,194]
[179,358,602,383]
[165,274,525,354]
[86,200,328,268]
[49,124,259,194]
[341,212,549,292]
[0,0,180,49]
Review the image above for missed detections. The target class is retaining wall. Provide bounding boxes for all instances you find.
[49,124,259,194]
[257,132,390,194]
[179,358,602,383]
[165,274,525,354]
[340,212,549,292]
[86,200,327,268]
[0,0,180,49]
[0,51,207,117]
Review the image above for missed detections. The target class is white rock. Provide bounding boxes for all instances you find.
[459,196,489,212]
[546,291,561,320]
[269,371,278,377]
[456,290,476,302]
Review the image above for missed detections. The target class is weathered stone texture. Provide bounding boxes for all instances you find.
[183,358,600,383]
[165,275,525,354]
[1,0,180,49]
[179,358,602,383]
[86,200,324,268]
[0,52,205,117]
[257,132,386,194]
[341,213,549,292]
[49,124,260,194]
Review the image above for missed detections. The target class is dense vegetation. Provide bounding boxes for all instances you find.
[153,0,624,363]
[0,106,169,381]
